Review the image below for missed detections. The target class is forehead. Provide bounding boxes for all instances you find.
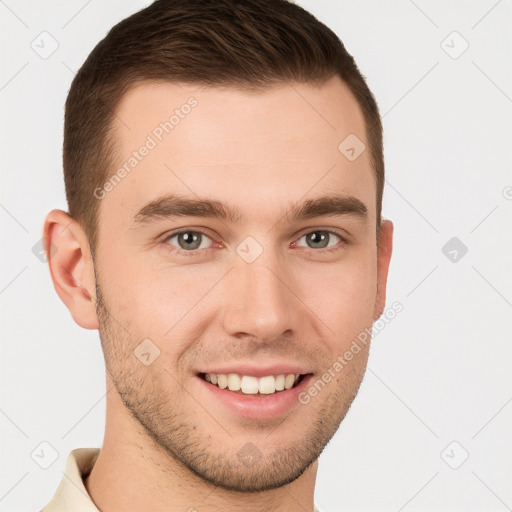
[98,77,375,231]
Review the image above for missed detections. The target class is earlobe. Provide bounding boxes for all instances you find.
[373,219,394,320]
[43,209,99,330]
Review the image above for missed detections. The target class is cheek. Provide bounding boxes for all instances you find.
[103,258,223,343]
[292,255,377,357]
[99,240,377,354]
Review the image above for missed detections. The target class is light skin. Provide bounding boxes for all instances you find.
[44,76,393,512]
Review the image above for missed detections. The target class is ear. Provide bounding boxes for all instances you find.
[373,219,393,320]
[43,209,99,330]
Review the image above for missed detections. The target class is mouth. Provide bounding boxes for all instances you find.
[197,369,314,419]
[199,372,308,396]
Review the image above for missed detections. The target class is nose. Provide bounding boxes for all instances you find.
[221,252,298,344]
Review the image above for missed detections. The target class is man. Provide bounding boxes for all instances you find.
[42,0,393,510]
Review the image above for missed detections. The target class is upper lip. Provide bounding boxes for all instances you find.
[198,363,313,378]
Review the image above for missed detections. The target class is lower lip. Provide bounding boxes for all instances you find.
[198,374,313,420]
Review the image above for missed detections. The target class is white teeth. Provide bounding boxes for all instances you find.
[204,372,302,395]
[258,375,275,394]
[241,375,259,394]
[284,374,295,390]
[227,373,241,391]
[217,374,228,389]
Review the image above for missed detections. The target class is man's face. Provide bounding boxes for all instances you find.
[93,76,388,491]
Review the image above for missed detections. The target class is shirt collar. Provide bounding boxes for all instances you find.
[42,448,100,512]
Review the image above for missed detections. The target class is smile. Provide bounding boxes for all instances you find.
[201,372,305,395]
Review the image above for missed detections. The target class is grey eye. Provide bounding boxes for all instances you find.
[297,231,341,249]
[168,231,212,251]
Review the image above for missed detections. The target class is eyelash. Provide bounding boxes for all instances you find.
[160,228,348,257]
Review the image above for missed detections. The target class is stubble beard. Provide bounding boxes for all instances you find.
[94,280,367,493]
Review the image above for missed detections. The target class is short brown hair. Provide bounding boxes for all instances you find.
[63,0,384,255]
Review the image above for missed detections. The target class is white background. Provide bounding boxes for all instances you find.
[1,1,511,511]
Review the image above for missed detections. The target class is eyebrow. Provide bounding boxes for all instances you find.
[131,193,368,226]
